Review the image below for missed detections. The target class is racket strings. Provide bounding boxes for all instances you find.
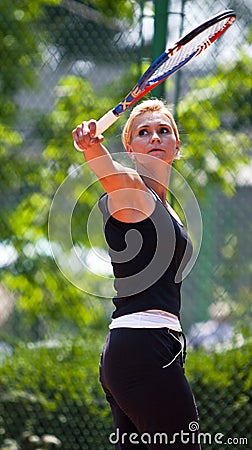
[148,18,232,85]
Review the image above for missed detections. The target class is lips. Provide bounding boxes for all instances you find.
[148,148,165,154]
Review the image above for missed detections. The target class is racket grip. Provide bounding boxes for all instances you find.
[74,109,119,152]
[95,109,119,137]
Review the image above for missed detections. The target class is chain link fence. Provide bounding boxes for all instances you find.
[0,0,252,449]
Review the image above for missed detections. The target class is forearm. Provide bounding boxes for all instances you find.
[82,142,119,180]
[72,119,116,176]
[72,119,134,189]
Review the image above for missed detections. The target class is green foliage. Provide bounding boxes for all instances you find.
[0,0,61,120]
[0,127,39,246]
[1,3,251,447]
[0,1,63,315]
[2,261,111,340]
[0,335,113,449]
[186,342,252,445]
[0,335,104,409]
[0,339,251,449]
[41,0,135,63]
[177,53,251,196]
[0,3,139,342]
[88,0,134,19]
[1,0,252,371]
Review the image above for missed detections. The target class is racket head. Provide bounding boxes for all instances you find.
[112,9,236,116]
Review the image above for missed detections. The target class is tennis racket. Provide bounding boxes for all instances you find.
[74,9,236,150]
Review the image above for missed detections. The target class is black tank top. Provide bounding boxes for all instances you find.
[98,190,193,319]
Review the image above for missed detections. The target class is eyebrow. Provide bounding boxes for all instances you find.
[136,122,172,129]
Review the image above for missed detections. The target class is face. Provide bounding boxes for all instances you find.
[126,111,180,165]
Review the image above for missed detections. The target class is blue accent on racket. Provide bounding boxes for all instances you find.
[74,9,236,147]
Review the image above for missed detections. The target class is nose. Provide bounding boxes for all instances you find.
[150,131,161,142]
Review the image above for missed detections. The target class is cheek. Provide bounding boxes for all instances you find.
[169,136,177,148]
[164,134,174,142]
[129,138,145,151]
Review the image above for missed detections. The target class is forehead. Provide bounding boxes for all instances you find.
[132,111,173,129]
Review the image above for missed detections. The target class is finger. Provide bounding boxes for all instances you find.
[81,121,90,135]
[72,128,79,140]
[90,135,104,145]
[88,120,97,138]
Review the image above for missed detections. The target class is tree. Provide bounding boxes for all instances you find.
[1,0,252,340]
[176,50,251,196]
[175,47,252,327]
[0,0,137,341]
[0,0,63,242]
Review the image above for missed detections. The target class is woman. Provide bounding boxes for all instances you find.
[72,99,201,449]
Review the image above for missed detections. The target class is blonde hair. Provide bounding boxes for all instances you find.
[122,99,180,150]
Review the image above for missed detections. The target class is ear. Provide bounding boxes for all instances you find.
[175,140,180,157]
[126,143,135,159]
[126,143,133,153]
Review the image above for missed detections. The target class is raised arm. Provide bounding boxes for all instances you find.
[72,120,155,222]
[72,120,136,191]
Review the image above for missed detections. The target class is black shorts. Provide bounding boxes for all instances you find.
[99,328,201,449]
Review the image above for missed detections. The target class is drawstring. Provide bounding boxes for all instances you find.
[162,329,187,369]
[181,331,187,365]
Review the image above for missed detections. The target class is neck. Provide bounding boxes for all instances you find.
[141,176,170,204]
[138,162,172,204]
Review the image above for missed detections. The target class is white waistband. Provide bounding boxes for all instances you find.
[109,309,182,332]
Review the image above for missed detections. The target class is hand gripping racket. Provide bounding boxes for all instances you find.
[74,9,236,150]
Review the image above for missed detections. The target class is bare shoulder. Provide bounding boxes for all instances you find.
[101,166,156,223]
[99,161,140,193]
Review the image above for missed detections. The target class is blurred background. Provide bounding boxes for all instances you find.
[0,0,251,448]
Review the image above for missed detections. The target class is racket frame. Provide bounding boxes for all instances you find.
[74,9,236,146]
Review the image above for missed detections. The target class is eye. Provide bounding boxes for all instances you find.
[138,128,148,136]
[160,126,170,134]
